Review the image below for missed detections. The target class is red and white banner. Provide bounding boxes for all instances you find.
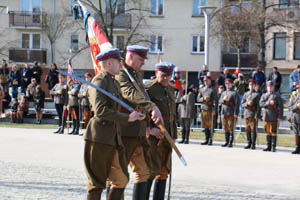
[78,1,113,75]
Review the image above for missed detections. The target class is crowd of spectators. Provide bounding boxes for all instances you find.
[0,59,59,124]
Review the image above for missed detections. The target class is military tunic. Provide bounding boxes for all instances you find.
[219,89,240,132]
[79,83,91,128]
[259,91,283,136]
[68,82,81,120]
[197,85,218,129]
[288,94,300,136]
[145,80,177,179]
[84,71,130,194]
[242,90,261,133]
[50,83,68,127]
[115,64,155,183]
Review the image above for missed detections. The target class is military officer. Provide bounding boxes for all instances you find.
[145,62,177,200]
[241,80,261,149]
[289,84,300,154]
[219,78,240,147]
[115,45,163,200]
[50,73,68,134]
[83,48,145,200]
[68,78,81,135]
[197,75,218,145]
[79,72,92,129]
[259,81,283,152]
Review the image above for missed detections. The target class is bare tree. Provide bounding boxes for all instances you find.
[43,11,73,63]
[79,0,151,53]
[212,2,264,68]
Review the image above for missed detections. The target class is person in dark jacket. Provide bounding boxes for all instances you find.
[0,59,9,93]
[289,65,300,93]
[198,64,208,86]
[45,63,59,90]
[217,68,234,89]
[8,64,21,99]
[252,65,266,90]
[32,61,43,84]
[10,99,18,123]
[268,66,282,93]
[20,64,33,94]
[34,85,45,124]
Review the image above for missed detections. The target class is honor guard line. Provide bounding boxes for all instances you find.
[56,70,188,166]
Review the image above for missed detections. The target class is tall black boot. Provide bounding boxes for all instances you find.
[251,132,257,149]
[208,130,213,145]
[107,188,125,200]
[272,136,277,152]
[133,182,147,200]
[179,128,186,144]
[292,136,300,154]
[146,179,154,200]
[263,136,272,151]
[228,132,234,148]
[53,126,61,134]
[73,120,79,135]
[222,132,229,147]
[87,191,101,200]
[152,179,167,200]
[184,129,190,144]
[58,120,65,134]
[201,129,209,145]
[69,120,76,135]
[244,132,252,149]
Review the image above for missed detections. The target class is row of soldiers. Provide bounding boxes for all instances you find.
[79,45,177,200]
[50,73,92,135]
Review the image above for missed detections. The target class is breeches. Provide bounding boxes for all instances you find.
[201,110,212,129]
[263,121,278,136]
[245,117,256,133]
[221,115,235,133]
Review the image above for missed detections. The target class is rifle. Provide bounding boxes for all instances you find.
[57,70,188,166]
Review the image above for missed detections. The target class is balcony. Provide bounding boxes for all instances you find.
[9,11,46,29]
[94,13,132,29]
[9,48,47,64]
[222,53,258,68]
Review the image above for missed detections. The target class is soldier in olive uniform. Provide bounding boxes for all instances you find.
[115,45,163,200]
[50,73,68,134]
[241,80,261,149]
[197,75,218,145]
[84,48,145,200]
[68,79,81,135]
[219,79,240,148]
[289,84,300,154]
[145,62,177,200]
[259,81,283,152]
[79,72,92,129]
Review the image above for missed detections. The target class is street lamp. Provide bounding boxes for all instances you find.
[199,5,216,69]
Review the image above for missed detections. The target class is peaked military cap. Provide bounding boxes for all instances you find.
[225,78,233,83]
[266,80,273,86]
[96,48,121,61]
[127,45,149,59]
[155,61,175,75]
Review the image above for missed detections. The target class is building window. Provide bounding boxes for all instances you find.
[70,35,79,52]
[273,33,286,60]
[294,33,300,60]
[227,36,251,54]
[192,0,206,16]
[149,35,163,53]
[191,36,204,53]
[279,0,299,8]
[22,0,41,13]
[21,33,40,49]
[112,35,125,50]
[151,0,164,16]
[106,0,125,14]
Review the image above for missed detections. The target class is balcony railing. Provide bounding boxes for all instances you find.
[222,53,258,68]
[94,13,132,29]
[9,11,46,29]
[9,48,47,64]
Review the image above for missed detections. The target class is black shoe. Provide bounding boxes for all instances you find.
[251,144,256,150]
[53,127,61,134]
[184,140,189,144]
[153,179,167,200]
[132,182,147,200]
[178,140,185,144]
